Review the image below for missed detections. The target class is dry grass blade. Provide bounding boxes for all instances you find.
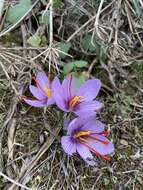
[92,0,105,41]
[8,127,61,190]
[0,96,18,171]
[6,118,17,177]
[0,171,36,190]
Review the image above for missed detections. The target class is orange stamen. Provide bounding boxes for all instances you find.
[44,86,52,98]
[75,130,110,160]
[69,96,83,109]
[48,73,53,83]
[99,131,109,136]
[79,137,88,143]
[75,131,109,145]
[32,76,52,98]
[32,77,39,86]
[90,131,109,136]
[86,135,109,145]
[20,95,41,101]
[75,131,90,138]
[19,95,27,100]
[80,141,111,161]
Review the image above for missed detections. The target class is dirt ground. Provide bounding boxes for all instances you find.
[0,0,143,190]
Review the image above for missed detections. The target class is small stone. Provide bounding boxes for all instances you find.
[120,139,128,146]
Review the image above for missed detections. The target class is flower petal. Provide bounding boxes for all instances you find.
[46,97,55,105]
[67,118,82,135]
[29,85,46,100]
[77,79,101,101]
[61,136,76,155]
[23,98,47,107]
[76,143,96,166]
[89,135,114,155]
[74,100,103,117]
[52,77,68,111]
[62,74,76,100]
[82,117,105,133]
[36,71,50,90]
[63,115,71,130]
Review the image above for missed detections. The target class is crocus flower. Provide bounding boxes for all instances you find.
[52,74,103,117]
[23,71,55,107]
[61,116,114,166]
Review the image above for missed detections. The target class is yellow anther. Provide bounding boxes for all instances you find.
[75,131,90,138]
[79,137,88,143]
[44,86,52,98]
[69,96,83,108]
[76,131,95,144]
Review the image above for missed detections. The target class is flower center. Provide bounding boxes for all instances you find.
[75,130,108,145]
[44,86,52,98]
[75,130,110,161]
[69,96,83,109]
[32,77,52,98]
[75,131,90,138]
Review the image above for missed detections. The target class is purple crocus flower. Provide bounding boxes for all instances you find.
[61,116,114,166]
[23,71,55,107]
[52,74,103,117]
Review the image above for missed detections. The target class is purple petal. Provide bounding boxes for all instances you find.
[61,136,76,155]
[63,115,71,130]
[74,100,103,117]
[77,79,101,101]
[67,118,82,135]
[29,85,46,100]
[67,117,93,135]
[89,135,114,155]
[76,143,96,166]
[46,97,55,105]
[23,98,47,107]
[82,117,105,133]
[52,77,68,111]
[62,75,76,100]
[36,71,50,90]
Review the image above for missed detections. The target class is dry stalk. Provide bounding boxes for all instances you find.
[66,14,96,42]
[6,118,17,177]
[0,171,36,190]
[114,0,122,46]
[48,0,54,73]
[8,127,61,190]
[92,0,105,42]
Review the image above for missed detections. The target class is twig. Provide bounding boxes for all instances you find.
[0,171,36,190]
[124,1,133,32]
[66,0,115,42]
[8,127,61,190]
[92,0,105,42]
[7,118,17,177]
[0,95,18,171]
[49,0,53,47]
[87,58,97,78]
[48,0,53,73]
[66,0,92,17]
[66,15,96,42]
[114,0,122,45]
